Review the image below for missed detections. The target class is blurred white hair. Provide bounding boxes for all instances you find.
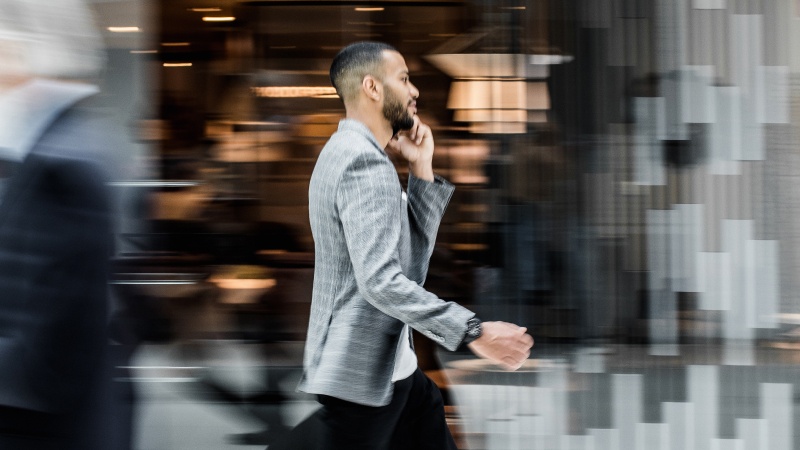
[0,0,105,79]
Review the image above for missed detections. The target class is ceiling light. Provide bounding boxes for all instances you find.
[530,54,573,65]
[189,7,222,12]
[163,63,193,67]
[107,26,140,33]
[447,80,550,110]
[425,53,550,79]
[453,109,527,123]
[469,122,526,134]
[209,278,276,291]
[453,110,546,124]
[447,80,525,110]
[354,7,384,12]
[202,16,236,22]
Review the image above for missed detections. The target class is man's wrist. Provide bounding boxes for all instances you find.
[462,317,483,345]
[409,159,434,182]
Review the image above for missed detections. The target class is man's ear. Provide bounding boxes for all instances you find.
[362,75,382,102]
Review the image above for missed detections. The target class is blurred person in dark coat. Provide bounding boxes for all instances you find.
[0,1,122,448]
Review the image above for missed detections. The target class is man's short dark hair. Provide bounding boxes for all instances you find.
[330,41,397,103]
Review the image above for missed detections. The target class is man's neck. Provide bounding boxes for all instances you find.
[345,109,392,149]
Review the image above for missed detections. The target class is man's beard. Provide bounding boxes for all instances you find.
[383,89,415,136]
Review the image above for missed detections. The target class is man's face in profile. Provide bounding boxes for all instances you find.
[380,51,418,135]
[383,86,415,135]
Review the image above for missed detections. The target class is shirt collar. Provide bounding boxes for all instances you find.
[0,78,98,162]
[337,118,384,153]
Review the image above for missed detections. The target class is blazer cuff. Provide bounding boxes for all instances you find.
[407,172,455,216]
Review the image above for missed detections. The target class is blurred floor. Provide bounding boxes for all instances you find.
[128,340,800,450]
[128,341,316,450]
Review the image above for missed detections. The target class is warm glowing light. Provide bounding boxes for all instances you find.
[454,109,527,123]
[189,7,222,12]
[354,7,384,12]
[107,26,140,33]
[251,86,338,98]
[447,80,550,110]
[210,278,277,290]
[469,122,527,134]
[163,63,193,67]
[202,16,236,22]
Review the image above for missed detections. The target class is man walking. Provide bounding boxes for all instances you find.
[292,41,533,449]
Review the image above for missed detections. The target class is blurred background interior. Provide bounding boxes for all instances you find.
[85,0,800,448]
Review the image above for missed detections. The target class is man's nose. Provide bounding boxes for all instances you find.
[410,82,419,99]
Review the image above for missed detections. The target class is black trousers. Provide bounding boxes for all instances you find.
[271,368,457,450]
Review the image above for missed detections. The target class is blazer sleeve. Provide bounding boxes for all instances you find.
[336,151,473,350]
[404,172,454,286]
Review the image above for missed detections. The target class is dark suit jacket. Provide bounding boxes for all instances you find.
[0,98,115,447]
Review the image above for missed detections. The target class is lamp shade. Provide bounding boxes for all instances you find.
[447,80,550,110]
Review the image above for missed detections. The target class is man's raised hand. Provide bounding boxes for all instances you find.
[386,116,434,181]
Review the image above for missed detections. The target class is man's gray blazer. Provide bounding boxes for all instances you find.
[298,119,474,407]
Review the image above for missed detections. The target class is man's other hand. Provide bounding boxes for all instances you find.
[467,322,534,371]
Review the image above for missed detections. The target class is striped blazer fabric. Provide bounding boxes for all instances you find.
[298,119,474,407]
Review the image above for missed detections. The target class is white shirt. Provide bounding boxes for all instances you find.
[392,324,418,382]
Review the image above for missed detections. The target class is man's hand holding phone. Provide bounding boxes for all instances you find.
[386,115,434,182]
